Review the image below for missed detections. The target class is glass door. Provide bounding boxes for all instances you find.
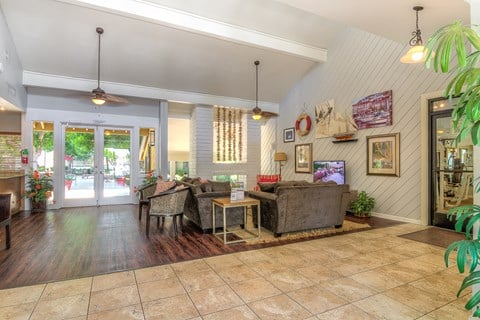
[430,98,474,229]
[101,127,131,204]
[63,124,132,207]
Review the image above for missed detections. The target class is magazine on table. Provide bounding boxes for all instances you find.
[230,182,245,201]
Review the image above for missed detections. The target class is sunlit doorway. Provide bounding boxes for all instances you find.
[63,124,132,207]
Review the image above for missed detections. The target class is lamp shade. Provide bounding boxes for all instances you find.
[274,152,287,162]
[400,45,428,63]
[92,97,106,105]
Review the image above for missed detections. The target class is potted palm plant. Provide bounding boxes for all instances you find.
[425,20,480,317]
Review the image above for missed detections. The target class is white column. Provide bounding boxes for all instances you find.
[159,100,169,180]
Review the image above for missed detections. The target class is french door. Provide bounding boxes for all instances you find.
[62,124,132,207]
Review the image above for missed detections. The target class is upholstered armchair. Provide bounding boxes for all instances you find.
[137,182,157,220]
[146,188,189,237]
[0,194,11,249]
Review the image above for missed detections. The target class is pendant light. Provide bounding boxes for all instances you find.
[92,27,106,105]
[251,60,262,120]
[400,6,428,64]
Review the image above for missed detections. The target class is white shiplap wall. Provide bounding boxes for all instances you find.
[190,105,261,188]
[261,117,278,175]
[276,27,453,222]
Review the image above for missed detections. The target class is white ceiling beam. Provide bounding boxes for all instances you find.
[55,0,327,62]
[23,71,279,112]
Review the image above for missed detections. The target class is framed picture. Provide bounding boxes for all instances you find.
[366,133,400,176]
[295,143,312,173]
[284,127,295,143]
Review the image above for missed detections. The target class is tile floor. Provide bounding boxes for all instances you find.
[0,223,472,320]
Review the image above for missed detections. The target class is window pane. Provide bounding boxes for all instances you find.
[139,128,156,174]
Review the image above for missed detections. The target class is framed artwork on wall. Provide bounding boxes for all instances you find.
[352,90,393,129]
[366,133,400,176]
[283,127,295,143]
[295,143,312,173]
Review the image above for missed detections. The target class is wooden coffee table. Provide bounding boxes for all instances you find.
[212,197,261,244]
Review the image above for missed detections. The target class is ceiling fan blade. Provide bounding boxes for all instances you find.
[105,94,129,104]
[261,111,278,118]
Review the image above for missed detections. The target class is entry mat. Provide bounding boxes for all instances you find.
[398,227,464,248]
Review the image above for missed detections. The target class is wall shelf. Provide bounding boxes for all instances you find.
[332,138,358,143]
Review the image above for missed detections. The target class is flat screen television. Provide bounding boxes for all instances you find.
[313,160,345,185]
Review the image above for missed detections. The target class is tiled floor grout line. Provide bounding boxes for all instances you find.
[28,284,46,320]
[132,271,146,320]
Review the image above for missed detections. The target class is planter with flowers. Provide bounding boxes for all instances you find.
[25,170,53,213]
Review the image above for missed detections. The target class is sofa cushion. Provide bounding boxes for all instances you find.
[315,180,338,185]
[208,180,231,192]
[258,182,275,193]
[154,180,176,195]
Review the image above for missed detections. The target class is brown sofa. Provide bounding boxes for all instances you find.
[248,181,352,237]
[177,179,244,233]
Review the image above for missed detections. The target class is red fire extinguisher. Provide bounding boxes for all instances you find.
[21,149,28,164]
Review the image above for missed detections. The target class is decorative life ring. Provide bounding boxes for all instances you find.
[295,114,312,136]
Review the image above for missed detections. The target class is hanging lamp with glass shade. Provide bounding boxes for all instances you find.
[400,6,429,64]
[251,60,262,120]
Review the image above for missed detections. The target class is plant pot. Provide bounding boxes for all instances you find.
[31,200,47,213]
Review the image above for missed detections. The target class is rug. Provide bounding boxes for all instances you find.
[227,219,371,245]
[398,227,464,248]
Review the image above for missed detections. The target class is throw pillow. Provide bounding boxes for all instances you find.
[154,180,176,195]
[201,182,213,193]
[174,185,188,191]
[258,182,275,193]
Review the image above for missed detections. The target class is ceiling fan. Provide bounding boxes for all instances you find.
[250,60,278,120]
[90,27,128,106]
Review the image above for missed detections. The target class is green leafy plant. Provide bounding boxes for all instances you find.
[350,191,375,217]
[426,20,480,316]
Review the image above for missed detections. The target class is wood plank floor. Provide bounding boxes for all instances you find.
[0,205,402,290]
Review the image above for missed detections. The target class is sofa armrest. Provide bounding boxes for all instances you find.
[247,190,277,201]
[247,191,279,232]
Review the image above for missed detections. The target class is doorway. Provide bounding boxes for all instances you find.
[63,124,132,207]
[429,97,474,229]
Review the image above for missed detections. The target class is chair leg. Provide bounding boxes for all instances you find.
[179,214,183,232]
[146,214,150,236]
[138,204,142,220]
[172,216,178,237]
[5,224,10,249]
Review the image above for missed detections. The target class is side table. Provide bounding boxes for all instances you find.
[212,197,261,244]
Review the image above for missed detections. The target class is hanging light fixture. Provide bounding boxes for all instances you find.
[251,60,262,120]
[400,6,428,64]
[92,27,106,105]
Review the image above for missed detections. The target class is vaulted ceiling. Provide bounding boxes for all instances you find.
[0,0,471,109]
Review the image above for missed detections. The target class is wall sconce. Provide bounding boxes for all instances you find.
[274,152,287,177]
[149,129,155,147]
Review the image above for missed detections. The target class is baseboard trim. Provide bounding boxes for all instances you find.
[371,212,424,225]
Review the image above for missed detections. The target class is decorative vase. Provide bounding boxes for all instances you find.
[31,200,47,213]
